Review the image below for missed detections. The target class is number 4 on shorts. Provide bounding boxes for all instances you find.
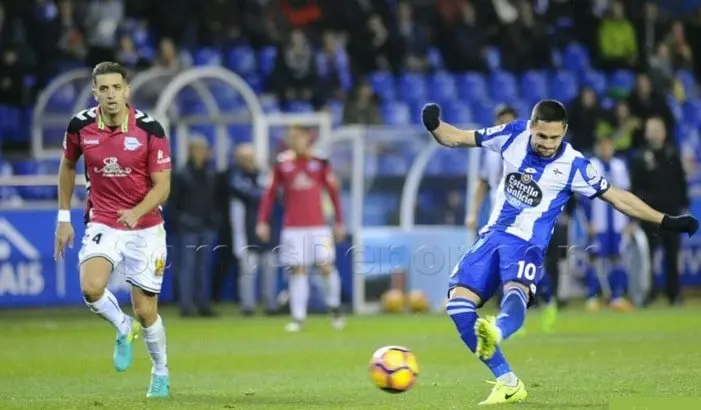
[92,233,102,244]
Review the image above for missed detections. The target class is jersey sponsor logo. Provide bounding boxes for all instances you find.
[290,172,315,190]
[123,137,142,151]
[504,172,543,209]
[482,124,506,136]
[94,157,133,178]
[156,149,171,164]
[84,139,99,145]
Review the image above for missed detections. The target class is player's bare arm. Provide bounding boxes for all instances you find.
[601,185,699,236]
[422,103,478,147]
[55,155,77,260]
[256,166,280,242]
[118,170,171,228]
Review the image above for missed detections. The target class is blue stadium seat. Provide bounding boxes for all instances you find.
[243,74,262,93]
[425,154,445,175]
[683,98,701,127]
[676,122,699,145]
[378,154,410,176]
[677,70,696,96]
[193,48,222,66]
[427,47,444,69]
[489,71,518,102]
[470,101,495,127]
[0,105,22,140]
[436,149,468,175]
[442,101,473,124]
[189,125,216,145]
[364,193,393,225]
[581,69,607,95]
[456,73,488,103]
[227,46,257,75]
[258,47,277,76]
[562,42,590,73]
[285,100,314,113]
[398,73,428,103]
[227,125,253,144]
[520,71,548,104]
[369,71,396,101]
[381,101,411,125]
[609,70,635,92]
[46,84,78,112]
[427,71,457,103]
[550,71,579,102]
[261,98,280,113]
[326,100,344,126]
[484,47,501,70]
[509,99,530,119]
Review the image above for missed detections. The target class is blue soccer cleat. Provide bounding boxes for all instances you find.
[113,317,140,372]
[147,373,170,398]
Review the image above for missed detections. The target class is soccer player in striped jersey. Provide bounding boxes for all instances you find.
[422,99,698,405]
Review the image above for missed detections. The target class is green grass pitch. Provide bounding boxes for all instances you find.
[0,304,699,409]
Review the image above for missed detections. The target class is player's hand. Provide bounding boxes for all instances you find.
[333,223,346,242]
[422,103,441,132]
[117,209,142,229]
[465,215,477,231]
[661,214,699,237]
[256,222,270,242]
[54,222,74,260]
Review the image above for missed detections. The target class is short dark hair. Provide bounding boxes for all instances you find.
[531,99,568,124]
[495,104,518,119]
[92,61,128,83]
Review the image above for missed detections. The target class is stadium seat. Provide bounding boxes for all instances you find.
[285,100,314,113]
[378,154,410,176]
[683,98,701,127]
[243,74,262,93]
[427,47,444,70]
[666,95,683,122]
[562,42,590,73]
[258,47,277,76]
[381,102,411,126]
[369,71,396,101]
[260,97,280,113]
[520,71,548,104]
[193,48,222,66]
[441,101,473,124]
[470,101,495,127]
[46,84,79,112]
[456,72,488,103]
[427,71,457,103]
[489,71,518,102]
[581,69,607,95]
[227,125,253,144]
[227,46,257,75]
[398,73,428,103]
[484,47,501,70]
[326,99,344,126]
[550,71,579,102]
[436,149,468,175]
[0,105,22,140]
[609,70,636,92]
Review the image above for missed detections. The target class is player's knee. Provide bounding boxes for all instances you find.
[447,286,481,307]
[503,281,531,300]
[131,289,158,326]
[79,273,107,302]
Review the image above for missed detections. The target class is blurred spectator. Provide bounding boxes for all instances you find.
[630,117,689,306]
[170,137,220,318]
[648,42,675,91]
[595,101,640,154]
[539,0,577,49]
[663,22,693,70]
[346,13,401,75]
[685,6,701,81]
[25,0,62,84]
[633,2,669,59]
[499,0,552,73]
[441,190,465,225]
[627,73,675,147]
[315,31,348,107]
[396,1,431,72]
[0,46,24,106]
[83,0,124,67]
[438,1,488,72]
[198,0,242,47]
[568,87,603,153]
[598,0,638,71]
[153,37,190,73]
[342,80,382,125]
[115,34,150,70]
[270,29,317,105]
[239,0,285,48]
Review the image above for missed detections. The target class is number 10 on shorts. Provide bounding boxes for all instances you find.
[516,260,537,281]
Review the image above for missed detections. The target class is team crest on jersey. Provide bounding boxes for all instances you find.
[94,157,132,177]
[504,172,542,209]
[291,172,314,190]
[123,137,142,151]
[585,163,601,185]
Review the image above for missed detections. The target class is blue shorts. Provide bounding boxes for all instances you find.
[591,231,622,258]
[448,231,545,307]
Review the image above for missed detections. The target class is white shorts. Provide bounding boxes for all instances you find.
[279,226,335,267]
[78,222,168,294]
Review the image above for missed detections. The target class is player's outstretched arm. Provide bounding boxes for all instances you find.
[601,186,699,236]
[58,155,77,211]
[422,103,478,148]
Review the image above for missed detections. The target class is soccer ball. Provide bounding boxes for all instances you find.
[407,290,429,313]
[381,290,405,313]
[368,346,419,393]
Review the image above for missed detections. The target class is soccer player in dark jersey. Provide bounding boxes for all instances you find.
[256,125,345,332]
[54,62,172,398]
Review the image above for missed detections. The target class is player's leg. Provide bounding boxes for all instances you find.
[238,248,259,315]
[260,251,279,314]
[78,223,136,372]
[537,270,557,333]
[280,228,309,331]
[585,257,603,311]
[606,232,633,311]
[123,225,169,398]
[314,228,343,329]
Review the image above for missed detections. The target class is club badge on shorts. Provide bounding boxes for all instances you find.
[155,257,166,276]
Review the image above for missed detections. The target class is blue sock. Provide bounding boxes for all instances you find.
[538,273,553,304]
[585,266,600,299]
[608,265,627,300]
[496,287,528,340]
[446,298,512,378]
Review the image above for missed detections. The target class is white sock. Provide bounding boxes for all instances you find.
[289,274,309,322]
[496,372,519,387]
[323,269,341,309]
[142,315,168,376]
[85,289,131,335]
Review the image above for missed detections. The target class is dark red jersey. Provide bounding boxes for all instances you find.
[257,152,342,227]
[63,106,172,230]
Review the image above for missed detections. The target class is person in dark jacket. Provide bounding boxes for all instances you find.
[170,137,219,317]
[229,144,279,315]
[630,117,690,306]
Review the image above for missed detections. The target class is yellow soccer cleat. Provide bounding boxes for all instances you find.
[478,379,528,405]
[474,316,500,360]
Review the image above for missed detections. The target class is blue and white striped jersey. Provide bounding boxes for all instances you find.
[474,119,610,249]
[588,156,630,234]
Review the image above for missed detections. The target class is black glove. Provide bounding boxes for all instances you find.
[660,214,699,237]
[422,103,441,132]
